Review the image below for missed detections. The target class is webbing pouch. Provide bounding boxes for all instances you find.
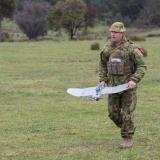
[107,61,125,75]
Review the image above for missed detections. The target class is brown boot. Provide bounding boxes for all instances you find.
[119,138,133,149]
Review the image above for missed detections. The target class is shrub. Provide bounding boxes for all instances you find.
[0,31,14,42]
[147,33,160,37]
[128,35,146,41]
[14,0,49,40]
[90,42,100,50]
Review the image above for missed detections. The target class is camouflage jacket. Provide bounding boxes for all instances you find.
[99,38,147,86]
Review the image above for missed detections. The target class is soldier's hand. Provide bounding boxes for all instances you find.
[128,80,137,89]
[99,81,106,87]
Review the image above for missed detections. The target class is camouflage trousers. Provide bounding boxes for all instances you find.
[108,89,137,138]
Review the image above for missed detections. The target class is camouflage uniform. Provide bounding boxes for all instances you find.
[99,37,147,138]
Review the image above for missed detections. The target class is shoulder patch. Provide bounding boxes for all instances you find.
[134,48,143,57]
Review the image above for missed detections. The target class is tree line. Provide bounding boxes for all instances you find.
[0,0,159,40]
[45,0,160,27]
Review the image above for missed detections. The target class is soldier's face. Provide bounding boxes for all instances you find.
[111,31,124,43]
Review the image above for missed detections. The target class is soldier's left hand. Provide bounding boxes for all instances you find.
[128,80,137,89]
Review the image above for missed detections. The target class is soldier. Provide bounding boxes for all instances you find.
[99,22,147,149]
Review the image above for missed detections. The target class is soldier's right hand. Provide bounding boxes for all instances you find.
[99,81,106,87]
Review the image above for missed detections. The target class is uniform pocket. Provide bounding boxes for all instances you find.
[116,61,124,75]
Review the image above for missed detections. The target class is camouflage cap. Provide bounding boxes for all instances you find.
[109,22,126,32]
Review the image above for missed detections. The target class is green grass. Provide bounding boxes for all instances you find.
[0,38,159,160]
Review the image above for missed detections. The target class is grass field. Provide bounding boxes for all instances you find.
[0,37,160,160]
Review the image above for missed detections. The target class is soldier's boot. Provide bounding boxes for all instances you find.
[119,138,133,149]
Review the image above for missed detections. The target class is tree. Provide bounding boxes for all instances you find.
[138,0,160,26]
[49,0,87,40]
[45,0,59,5]
[14,0,49,39]
[0,0,16,26]
[48,1,64,31]
[84,4,97,30]
[114,0,144,23]
[63,0,87,39]
[85,0,110,21]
